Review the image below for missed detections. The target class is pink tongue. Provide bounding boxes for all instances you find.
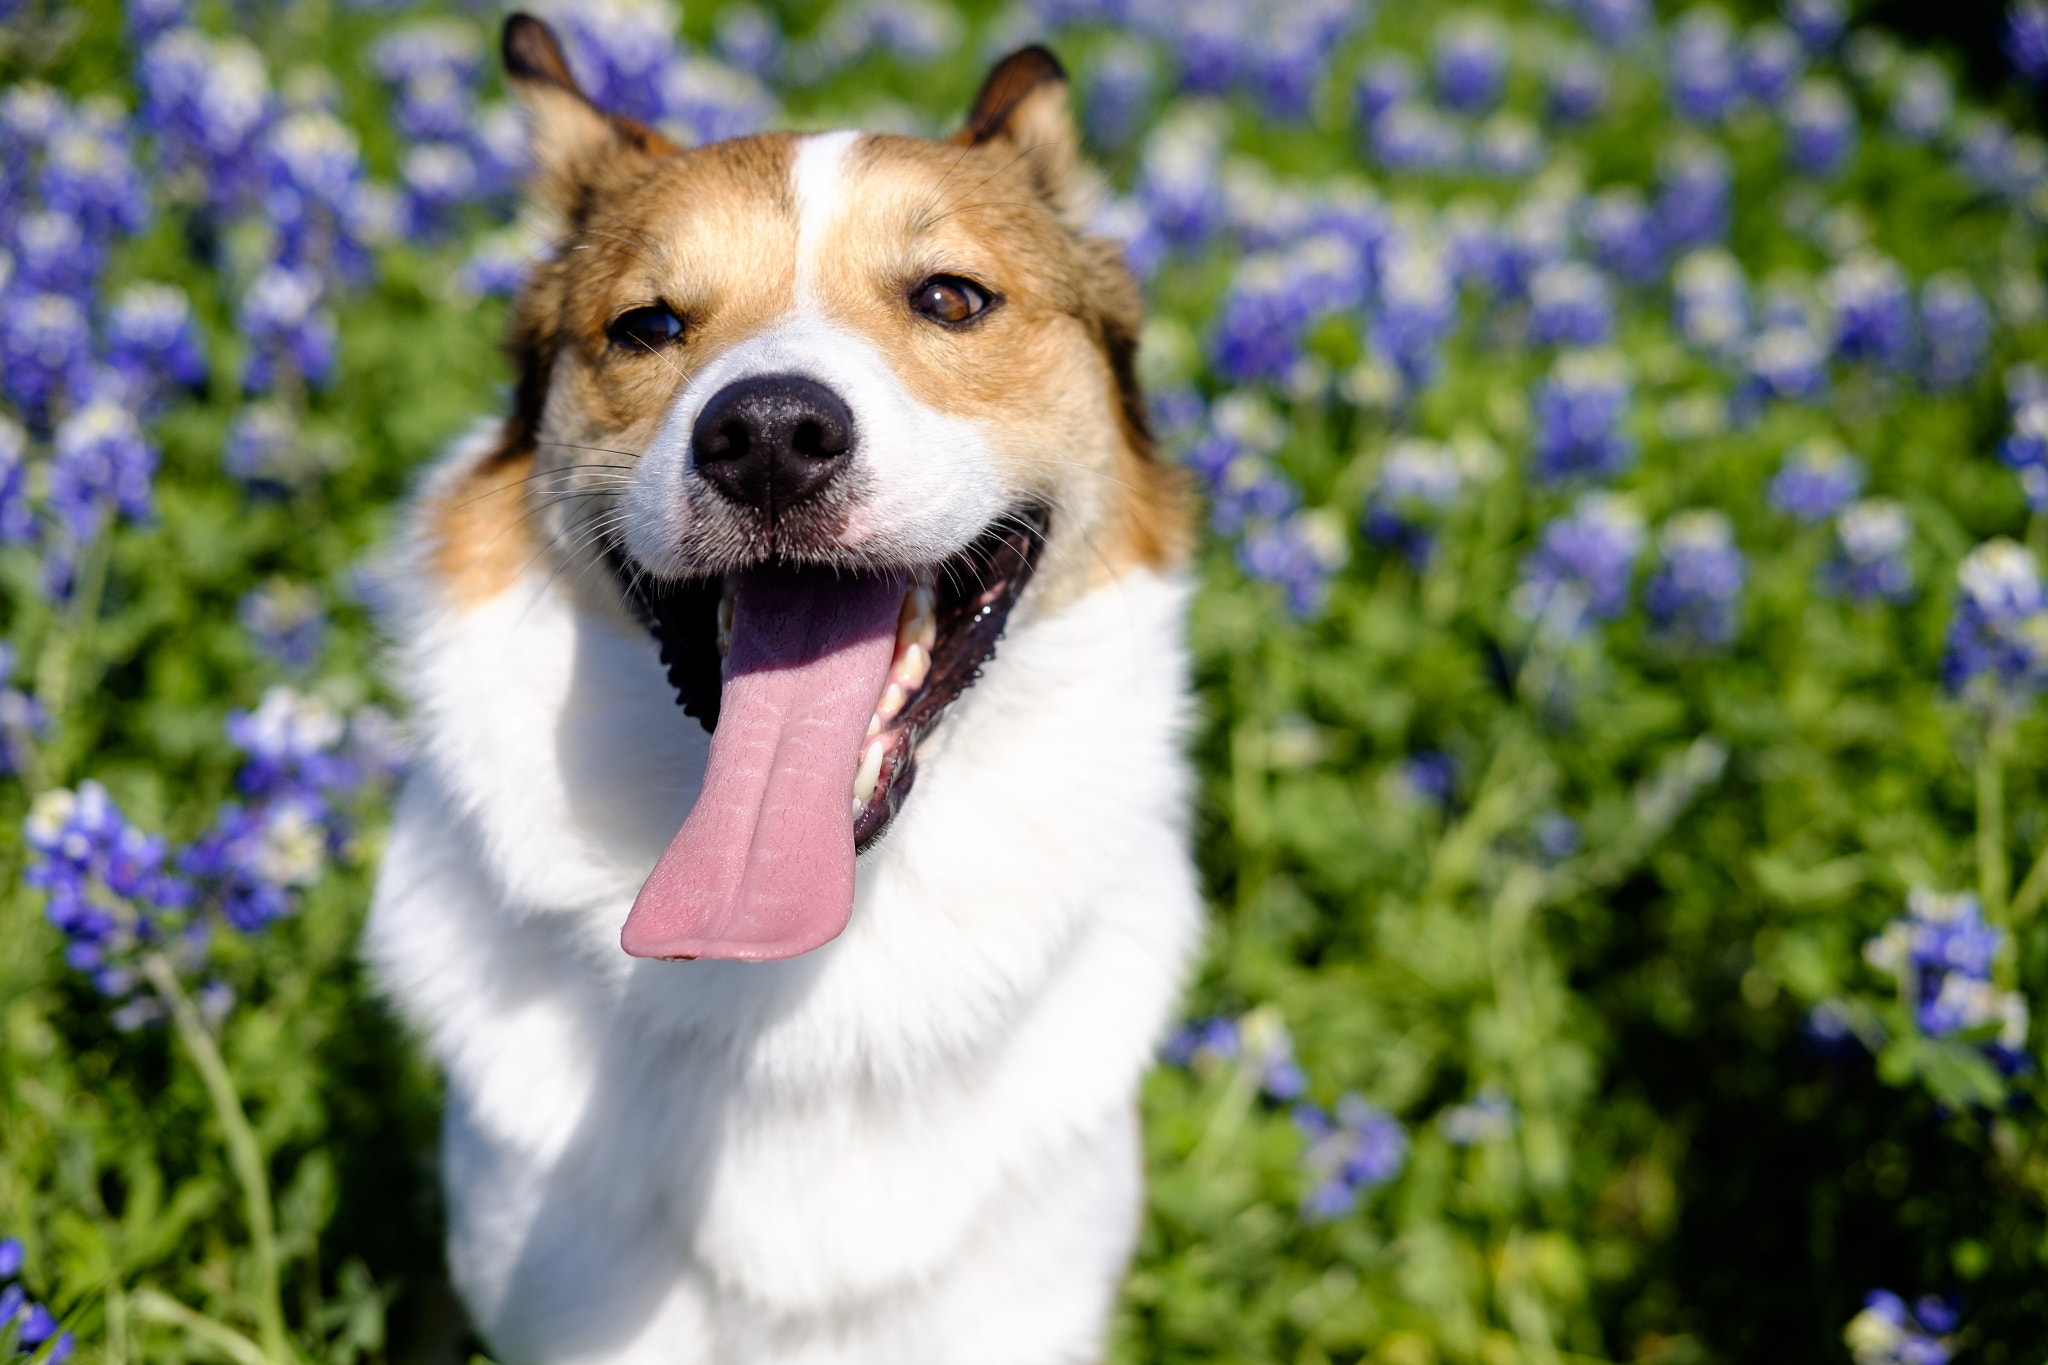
[622,566,903,961]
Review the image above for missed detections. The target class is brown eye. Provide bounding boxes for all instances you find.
[607,303,684,353]
[911,275,993,326]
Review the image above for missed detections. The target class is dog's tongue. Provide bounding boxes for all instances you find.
[622,566,903,961]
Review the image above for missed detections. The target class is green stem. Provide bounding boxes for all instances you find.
[131,1288,269,1365]
[30,531,111,789]
[2011,841,2048,928]
[141,955,292,1365]
[1978,727,2010,927]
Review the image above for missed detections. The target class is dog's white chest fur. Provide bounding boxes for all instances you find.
[366,540,1200,1363]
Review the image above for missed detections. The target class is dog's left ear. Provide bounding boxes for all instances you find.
[951,46,1087,221]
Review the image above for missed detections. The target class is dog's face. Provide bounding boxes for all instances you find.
[456,18,1186,963]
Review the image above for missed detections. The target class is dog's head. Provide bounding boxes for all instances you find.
[472,15,1186,962]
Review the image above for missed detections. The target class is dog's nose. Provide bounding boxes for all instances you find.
[690,374,854,515]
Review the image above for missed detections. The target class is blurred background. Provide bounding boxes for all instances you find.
[3,0,2048,1362]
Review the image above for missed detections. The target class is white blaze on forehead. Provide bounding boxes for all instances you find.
[792,130,862,308]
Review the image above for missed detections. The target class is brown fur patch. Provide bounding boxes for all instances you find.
[428,440,539,608]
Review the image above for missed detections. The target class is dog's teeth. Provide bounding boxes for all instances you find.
[851,737,885,806]
[897,583,937,653]
[716,581,736,658]
[877,682,906,722]
[898,642,930,691]
[866,713,882,739]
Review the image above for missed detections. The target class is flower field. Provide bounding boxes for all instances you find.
[3,0,2048,1360]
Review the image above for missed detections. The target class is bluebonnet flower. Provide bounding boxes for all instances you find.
[538,0,681,124]
[1845,1291,1957,1365]
[126,0,187,43]
[105,282,206,401]
[12,209,101,299]
[1890,57,1953,143]
[1918,273,1988,392]
[1673,249,1750,357]
[0,643,47,776]
[1955,115,2015,195]
[1398,751,1457,807]
[38,108,150,243]
[0,292,92,416]
[1825,499,1915,604]
[657,58,777,146]
[239,581,326,671]
[2002,393,2048,511]
[26,781,198,1018]
[1784,77,1857,176]
[1137,106,1226,247]
[1354,55,1418,125]
[1866,889,2028,1072]
[1086,40,1154,149]
[1214,236,1364,383]
[1160,1015,1243,1069]
[1825,253,1914,370]
[0,1239,71,1363]
[228,684,354,798]
[2008,0,2048,84]
[1657,140,1732,248]
[1745,318,1828,403]
[1365,438,1462,565]
[1238,510,1347,615]
[399,141,478,233]
[1741,22,1805,103]
[1770,439,1863,522]
[1253,0,1363,122]
[1371,237,1456,389]
[1645,510,1746,648]
[714,5,781,78]
[1371,102,1466,173]
[1533,811,1582,859]
[1668,8,1741,123]
[1472,114,1546,179]
[224,402,304,488]
[239,263,337,392]
[1296,1095,1407,1220]
[49,399,156,542]
[1943,539,2048,710]
[263,110,371,274]
[1528,262,1615,347]
[1575,0,1650,48]
[1161,1008,1306,1100]
[1500,193,1574,297]
[458,226,543,299]
[1546,47,1607,123]
[1581,188,1663,285]
[1514,493,1646,639]
[0,419,33,546]
[1439,1089,1516,1144]
[1435,16,1508,113]
[1444,203,1506,294]
[1165,1,1247,95]
[372,21,481,137]
[138,29,273,211]
[1785,0,1846,51]
[1532,350,1635,481]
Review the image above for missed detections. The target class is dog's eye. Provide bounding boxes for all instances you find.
[608,303,685,353]
[910,276,993,326]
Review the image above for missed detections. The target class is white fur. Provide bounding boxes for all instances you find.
[367,128,1200,1364]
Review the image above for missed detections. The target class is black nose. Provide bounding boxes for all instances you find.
[690,374,854,516]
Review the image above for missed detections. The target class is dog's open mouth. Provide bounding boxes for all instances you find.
[619,511,1045,961]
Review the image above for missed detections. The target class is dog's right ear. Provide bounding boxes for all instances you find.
[502,13,677,215]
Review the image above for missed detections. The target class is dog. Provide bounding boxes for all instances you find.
[365,16,1199,1363]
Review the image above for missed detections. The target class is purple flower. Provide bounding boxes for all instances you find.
[1770,440,1863,522]
[1472,114,1546,179]
[1372,238,1456,388]
[1668,8,1741,123]
[1955,115,2014,194]
[1891,57,1953,142]
[1785,0,1846,51]
[1297,1094,1408,1220]
[1399,751,1457,806]
[2002,397,2048,512]
[50,399,156,540]
[1673,248,1750,357]
[1371,103,1466,173]
[1529,262,1615,347]
[714,5,781,78]
[1439,1089,1516,1144]
[2008,0,2048,84]
[537,0,682,124]
[1942,539,2048,708]
[1532,350,1635,481]
[106,282,207,399]
[224,402,303,487]
[1515,493,1645,638]
[12,209,101,298]
[239,581,326,671]
[1086,40,1153,148]
[126,0,187,44]
[1364,438,1463,567]
[1581,188,1663,285]
[1784,77,1857,177]
[1742,22,1806,103]
[1575,0,1650,48]
[1238,511,1344,616]
[0,292,92,415]
[1137,107,1225,246]
[1435,17,1508,113]
[1658,140,1732,249]
[38,112,150,243]
[1846,1290,1955,1365]
[658,58,777,146]
[1746,321,1828,402]
[1826,499,1915,604]
[1214,236,1364,383]
[1825,253,1913,370]
[1919,273,1988,391]
[1546,47,1607,123]
[0,1237,21,1279]
[1865,889,2027,1071]
[1354,55,1417,124]
[238,263,336,392]
[1645,510,1746,648]
[138,29,274,211]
